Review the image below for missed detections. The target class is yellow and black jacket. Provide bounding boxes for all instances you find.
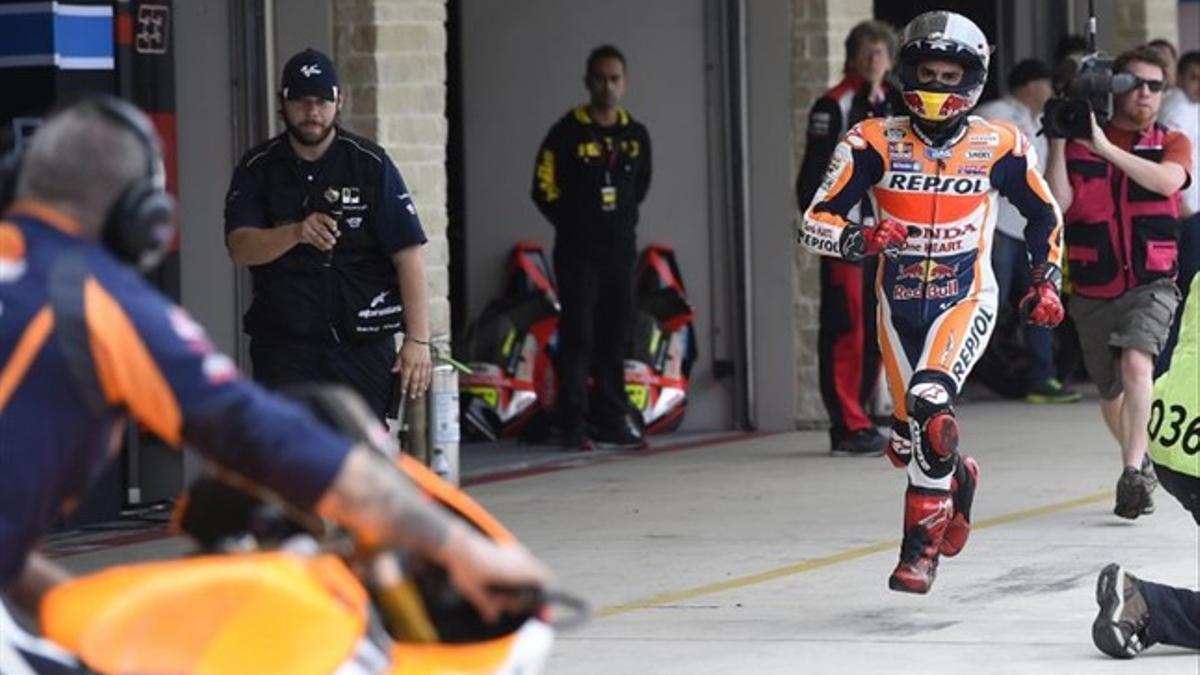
[531,106,651,257]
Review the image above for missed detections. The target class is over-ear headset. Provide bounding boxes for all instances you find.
[0,94,176,271]
[87,95,177,270]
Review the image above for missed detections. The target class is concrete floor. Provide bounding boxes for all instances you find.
[58,397,1198,673]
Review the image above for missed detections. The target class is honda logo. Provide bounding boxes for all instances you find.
[300,64,322,78]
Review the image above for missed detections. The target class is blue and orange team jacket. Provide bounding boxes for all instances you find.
[800,115,1064,321]
[0,203,352,586]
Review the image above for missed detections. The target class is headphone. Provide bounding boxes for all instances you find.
[0,94,176,271]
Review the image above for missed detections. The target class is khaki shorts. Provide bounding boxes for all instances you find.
[1069,280,1180,400]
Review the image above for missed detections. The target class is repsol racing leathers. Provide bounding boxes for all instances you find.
[800,115,1063,486]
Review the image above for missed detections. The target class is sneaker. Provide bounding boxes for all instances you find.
[831,429,886,457]
[592,424,647,450]
[1092,563,1152,659]
[1139,455,1159,494]
[1114,467,1155,519]
[1024,378,1082,404]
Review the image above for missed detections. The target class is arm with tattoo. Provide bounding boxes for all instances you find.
[316,448,455,557]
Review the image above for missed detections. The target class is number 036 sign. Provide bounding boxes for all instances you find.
[1148,399,1200,456]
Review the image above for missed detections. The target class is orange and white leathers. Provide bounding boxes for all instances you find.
[799,115,1063,488]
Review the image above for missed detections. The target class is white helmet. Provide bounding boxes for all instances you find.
[898,11,991,123]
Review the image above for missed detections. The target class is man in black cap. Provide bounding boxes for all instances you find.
[224,48,432,419]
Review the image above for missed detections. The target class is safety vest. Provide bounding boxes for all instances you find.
[1063,124,1181,299]
[1148,275,1200,478]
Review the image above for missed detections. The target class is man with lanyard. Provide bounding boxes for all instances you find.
[975,59,1080,403]
[796,20,903,457]
[225,48,432,419]
[800,11,1065,593]
[532,44,653,451]
[1045,46,1193,520]
[0,97,547,672]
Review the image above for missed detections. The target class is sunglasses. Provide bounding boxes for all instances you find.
[1131,77,1166,93]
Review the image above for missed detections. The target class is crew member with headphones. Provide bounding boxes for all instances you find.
[0,97,548,671]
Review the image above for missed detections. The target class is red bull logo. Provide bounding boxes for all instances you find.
[895,260,956,283]
[0,224,27,283]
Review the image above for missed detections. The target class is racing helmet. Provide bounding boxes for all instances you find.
[898,11,991,122]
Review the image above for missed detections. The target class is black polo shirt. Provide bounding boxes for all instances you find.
[225,128,426,343]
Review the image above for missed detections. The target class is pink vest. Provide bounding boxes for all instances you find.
[1063,124,1181,299]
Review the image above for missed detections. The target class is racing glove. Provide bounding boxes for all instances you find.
[839,218,908,260]
[1020,263,1065,328]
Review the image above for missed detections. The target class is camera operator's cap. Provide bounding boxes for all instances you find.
[281,48,339,101]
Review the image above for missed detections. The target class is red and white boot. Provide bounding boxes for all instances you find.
[940,456,979,557]
[888,487,953,594]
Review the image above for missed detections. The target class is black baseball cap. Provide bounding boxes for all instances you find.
[281,48,340,101]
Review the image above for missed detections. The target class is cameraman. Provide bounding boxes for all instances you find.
[1045,46,1194,520]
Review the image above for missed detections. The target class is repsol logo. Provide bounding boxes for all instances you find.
[951,306,995,382]
[801,230,839,254]
[886,174,987,194]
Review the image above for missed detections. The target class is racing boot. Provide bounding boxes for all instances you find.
[940,455,979,557]
[888,487,953,594]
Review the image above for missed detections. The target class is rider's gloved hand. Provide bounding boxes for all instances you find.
[861,218,909,258]
[1020,263,1065,328]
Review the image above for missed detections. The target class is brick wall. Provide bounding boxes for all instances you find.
[1113,0,1179,53]
[790,0,875,426]
[333,0,451,337]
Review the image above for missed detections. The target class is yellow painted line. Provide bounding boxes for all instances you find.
[596,489,1112,619]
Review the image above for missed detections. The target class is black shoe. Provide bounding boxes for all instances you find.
[830,429,886,457]
[1092,563,1152,659]
[1114,467,1155,519]
[1139,455,1159,494]
[592,424,647,450]
[561,427,594,452]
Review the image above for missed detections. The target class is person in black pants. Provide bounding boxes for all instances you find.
[225,49,432,419]
[795,21,902,457]
[532,44,652,450]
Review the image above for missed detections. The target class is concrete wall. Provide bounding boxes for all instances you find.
[175,0,237,358]
[747,1,799,430]
[459,0,735,430]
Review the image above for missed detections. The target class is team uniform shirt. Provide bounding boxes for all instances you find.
[0,203,351,587]
[974,96,1049,240]
[225,129,426,343]
[532,106,652,258]
[799,115,1063,416]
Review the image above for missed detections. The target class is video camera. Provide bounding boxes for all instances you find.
[1041,2,1137,139]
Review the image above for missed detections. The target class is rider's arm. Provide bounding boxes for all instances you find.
[992,133,1064,271]
[798,123,886,260]
[1043,138,1073,214]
